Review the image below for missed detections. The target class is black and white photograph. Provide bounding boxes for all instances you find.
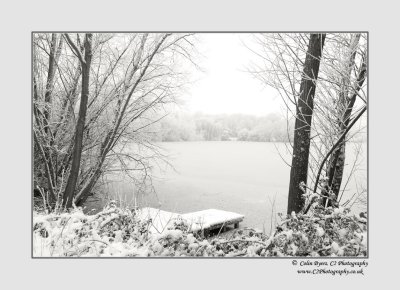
[32,32,368,258]
[4,0,400,288]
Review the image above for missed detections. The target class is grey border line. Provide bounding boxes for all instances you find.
[31,31,369,259]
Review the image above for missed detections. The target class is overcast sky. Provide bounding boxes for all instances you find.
[182,33,282,116]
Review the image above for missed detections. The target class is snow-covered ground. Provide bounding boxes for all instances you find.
[33,203,367,257]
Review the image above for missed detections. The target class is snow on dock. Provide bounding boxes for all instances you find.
[137,207,244,235]
[182,209,244,232]
[137,208,179,234]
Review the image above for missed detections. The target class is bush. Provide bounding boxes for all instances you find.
[33,202,367,257]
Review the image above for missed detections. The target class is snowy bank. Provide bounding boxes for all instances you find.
[33,203,367,257]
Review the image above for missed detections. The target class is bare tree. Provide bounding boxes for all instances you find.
[247,33,367,213]
[287,33,326,214]
[33,33,198,210]
[324,34,367,201]
[62,33,93,208]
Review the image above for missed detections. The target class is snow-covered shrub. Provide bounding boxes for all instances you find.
[33,203,367,257]
[261,206,367,257]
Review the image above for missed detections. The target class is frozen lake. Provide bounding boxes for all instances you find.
[93,141,367,232]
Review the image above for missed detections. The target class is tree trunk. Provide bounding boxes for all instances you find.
[74,34,169,207]
[287,33,326,214]
[326,34,365,203]
[62,34,93,208]
[34,34,63,195]
[44,34,63,135]
[43,34,58,134]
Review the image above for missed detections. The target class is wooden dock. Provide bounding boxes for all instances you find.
[137,207,244,235]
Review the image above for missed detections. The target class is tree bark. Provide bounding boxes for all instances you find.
[62,34,93,208]
[287,33,326,214]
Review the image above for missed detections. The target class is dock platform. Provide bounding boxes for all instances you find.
[137,207,245,235]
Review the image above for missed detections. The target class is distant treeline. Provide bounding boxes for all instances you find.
[149,113,294,142]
